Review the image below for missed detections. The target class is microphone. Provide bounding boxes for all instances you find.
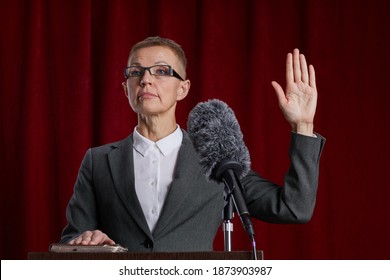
[187,99,255,238]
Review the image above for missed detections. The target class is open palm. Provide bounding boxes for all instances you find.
[272,49,317,135]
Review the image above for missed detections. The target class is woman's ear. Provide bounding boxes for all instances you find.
[177,79,191,101]
[122,82,129,98]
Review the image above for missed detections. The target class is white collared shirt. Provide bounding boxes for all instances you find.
[133,126,183,232]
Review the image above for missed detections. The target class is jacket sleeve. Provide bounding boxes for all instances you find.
[242,132,325,224]
[59,149,98,243]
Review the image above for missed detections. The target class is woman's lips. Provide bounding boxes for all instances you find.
[138,92,158,100]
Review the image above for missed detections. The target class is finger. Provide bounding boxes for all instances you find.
[293,48,301,82]
[69,235,83,245]
[309,65,316,89]
[271,81,287,105]
[286,53,294,84]
[68,238,76,245]
[90,230,107,245]
[89,230,116,245]
[74,231,92,245]
[103,237,116,245]
[89,231,103,245]
[80,231,93,245]
[300,54,309,83]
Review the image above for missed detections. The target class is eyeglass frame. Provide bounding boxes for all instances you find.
[124,64,184,81]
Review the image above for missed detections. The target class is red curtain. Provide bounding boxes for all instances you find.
[1,0,390,260]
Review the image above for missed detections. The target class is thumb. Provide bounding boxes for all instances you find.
[271,81,286,105]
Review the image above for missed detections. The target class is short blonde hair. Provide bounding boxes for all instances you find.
[129,36,187,77]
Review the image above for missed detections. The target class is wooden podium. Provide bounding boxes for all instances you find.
[28,251,263,260]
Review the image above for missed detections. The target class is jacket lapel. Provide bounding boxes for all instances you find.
[107,134,152,239]
[152,131,197,237]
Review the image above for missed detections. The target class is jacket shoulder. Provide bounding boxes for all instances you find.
[90,134,133,154]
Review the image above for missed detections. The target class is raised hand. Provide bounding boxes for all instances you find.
[271,49,317,136]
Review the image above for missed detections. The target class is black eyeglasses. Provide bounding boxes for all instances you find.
[124,65,184,81]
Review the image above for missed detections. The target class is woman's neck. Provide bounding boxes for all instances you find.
[137,114,177,142]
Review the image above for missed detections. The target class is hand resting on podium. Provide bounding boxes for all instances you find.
[69,230,115,246]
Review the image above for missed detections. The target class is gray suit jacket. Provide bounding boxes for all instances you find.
[60,130,325,252]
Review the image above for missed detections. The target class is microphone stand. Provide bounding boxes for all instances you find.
[223,195,234,252]
[215,159,258,260]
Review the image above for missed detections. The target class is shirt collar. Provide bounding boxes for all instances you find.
[133,125,183,157]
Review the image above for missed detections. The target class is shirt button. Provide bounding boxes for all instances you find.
[150,181,155,186]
